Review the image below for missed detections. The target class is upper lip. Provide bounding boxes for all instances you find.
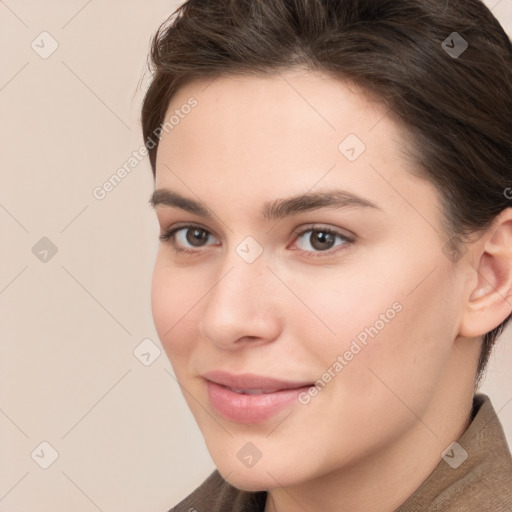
[203,370,313,391]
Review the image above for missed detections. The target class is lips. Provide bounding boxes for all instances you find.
[202,370,314,423]
[203,370,312,392]
[229,388,280,395]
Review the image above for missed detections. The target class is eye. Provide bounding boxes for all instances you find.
[159,223,219,254]
[159,223,354,257]
[291,225,353,257]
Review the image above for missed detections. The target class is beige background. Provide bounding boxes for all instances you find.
[1,1,511,510]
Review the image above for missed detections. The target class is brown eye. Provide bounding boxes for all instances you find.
[308,230,336,251]
[184,227,209,247]
[159,224,219,253]
[292,226,353,256]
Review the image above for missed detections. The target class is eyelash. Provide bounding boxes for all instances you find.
[158,223,354,258]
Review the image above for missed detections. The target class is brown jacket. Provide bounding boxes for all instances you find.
[169,393,512,511]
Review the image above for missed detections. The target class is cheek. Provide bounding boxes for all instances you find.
[340,267,458,414]
[296,255,459,401]
[286,261,405,359]
[150,254,203,361]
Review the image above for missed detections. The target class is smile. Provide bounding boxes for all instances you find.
[202,371,314,424]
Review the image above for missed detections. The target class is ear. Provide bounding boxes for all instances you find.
[459,208,512,338]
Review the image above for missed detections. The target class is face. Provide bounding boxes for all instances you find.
[150,69,469,491]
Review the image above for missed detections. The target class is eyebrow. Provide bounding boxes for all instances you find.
[149,188,381,221]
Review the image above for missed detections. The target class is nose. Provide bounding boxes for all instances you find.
[198,256,282,350]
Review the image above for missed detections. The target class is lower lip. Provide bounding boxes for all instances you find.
[205,380,312,424]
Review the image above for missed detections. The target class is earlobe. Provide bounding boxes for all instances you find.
[459,209,512,339]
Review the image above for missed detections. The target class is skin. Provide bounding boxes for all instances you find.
[150,69,512,512]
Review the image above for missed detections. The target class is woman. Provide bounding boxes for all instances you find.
[142,0,512,510]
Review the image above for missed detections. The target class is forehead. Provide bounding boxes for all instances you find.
[154,69,439,228]
[157,70,398,173]
[164,69,391,144]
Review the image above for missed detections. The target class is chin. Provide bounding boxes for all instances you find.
[217,466,275,492]
[212,451,311,492]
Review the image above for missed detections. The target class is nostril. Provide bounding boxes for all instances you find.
[236,336,260,343]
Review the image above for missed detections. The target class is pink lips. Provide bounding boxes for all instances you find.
[203,370,313,424]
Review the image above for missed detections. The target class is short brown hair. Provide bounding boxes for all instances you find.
[141,0,512,389]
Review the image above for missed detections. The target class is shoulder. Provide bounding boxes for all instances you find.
[167,470,267,512]
[397,393,512,511]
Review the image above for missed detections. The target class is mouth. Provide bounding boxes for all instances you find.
[224,387,283,395]
[202,370,314,424]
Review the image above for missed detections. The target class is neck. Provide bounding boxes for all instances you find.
[264,374,475,512]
